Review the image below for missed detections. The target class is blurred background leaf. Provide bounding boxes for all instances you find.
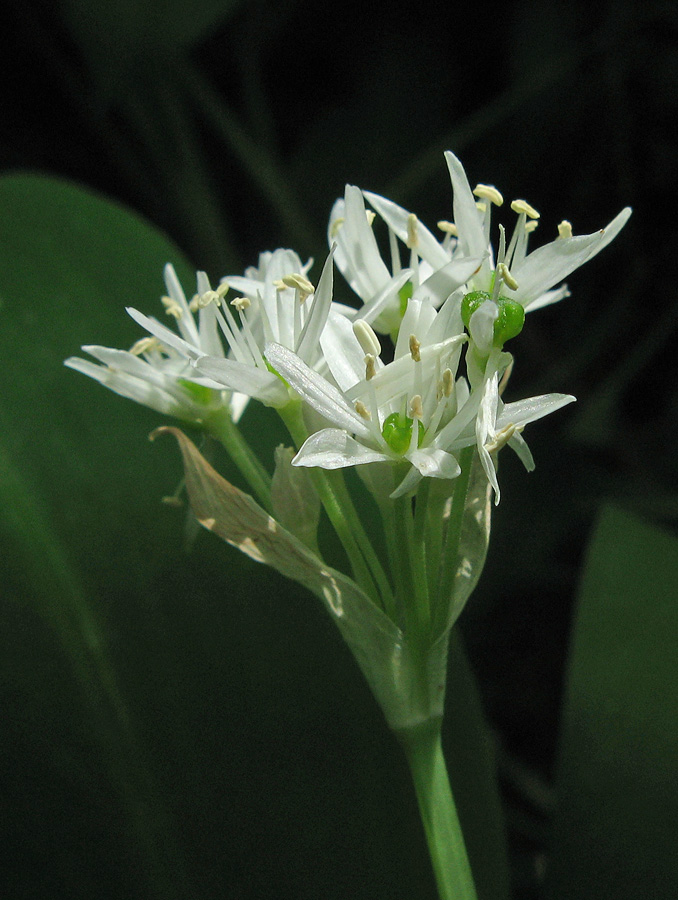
[546,506,678,899]
[1,0,676,896]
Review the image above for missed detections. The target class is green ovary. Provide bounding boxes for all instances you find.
[461,290,525,348]
[382,412,425,455]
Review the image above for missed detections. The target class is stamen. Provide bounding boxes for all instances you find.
[230,296,251,312]
[409,394,423,419]
[366,210,376,226]
[437,220,458,235]
[442,368,453,397]
[406,213,419,249]
[364,354,377,381]
[409,334,421,362]
[558,220,573,239]
[511,199,540,219]
[355,400,371,420]
[475,201,487,213]
[525,220,539,233]
[282,272,315,302]
[474,183,504,206]
[161,295,183,319]
[188,295,200,313]
[485,423,524,454]
[130,336,159,356]
[353,319,382,357]
[497,262,519,292]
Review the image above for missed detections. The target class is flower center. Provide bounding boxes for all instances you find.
[381,411,425,455]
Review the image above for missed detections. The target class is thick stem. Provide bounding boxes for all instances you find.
[398,720,478,900]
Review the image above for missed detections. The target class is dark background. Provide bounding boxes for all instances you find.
[1,0,676,898]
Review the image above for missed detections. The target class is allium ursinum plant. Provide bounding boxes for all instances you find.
[66,152,630,900]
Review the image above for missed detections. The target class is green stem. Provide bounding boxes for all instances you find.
[398,720,478,900]
[206,408,273,513]
[435,447,475,638]
[279,404,393,609]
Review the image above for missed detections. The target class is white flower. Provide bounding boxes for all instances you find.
[330,184,483,335]
[65,264,237,423]
[192,248,343,409]
[265,292,575,500]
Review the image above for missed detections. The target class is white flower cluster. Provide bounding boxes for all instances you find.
[66,152,630,503]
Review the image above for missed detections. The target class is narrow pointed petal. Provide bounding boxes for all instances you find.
[65,356,181,416]
[444,151,487,259]
[126,308,204,360]
[295,248,335,362]
[498,392,576,428]
[265,343,372,438]
[363,190,450,269]
[293,429,389,469]
[195,357,288,407]
[515,207,632,307]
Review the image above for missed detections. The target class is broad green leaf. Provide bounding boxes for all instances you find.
[547,506,678,899]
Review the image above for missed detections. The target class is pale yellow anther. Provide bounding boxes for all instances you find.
[353,319,382,357]
[442,368,453,398]
[406,213,419,249]
[497,262,519,292]
[473,183,504,206]
[189,295,201,313]
[197,290,221,309]
[281,273,315,297]
[525,220,539,233]
[366,210,376,226]
[558,220,573,239]
[409,334,421,362]
[485,423,523,454]
[230,296,251,312]
[476,201,487,214]
[130,336,159,356]
[161,295,183,319]
[437,220,458,236]
[355,400,371,421]
[364,354,377,381]
[409,394,424,419]
[511,199,540,219]
[329,217,345,239]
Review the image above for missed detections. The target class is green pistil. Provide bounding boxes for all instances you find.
[460,290,525,348]
[382,412,425,455]
[492,296,525,347]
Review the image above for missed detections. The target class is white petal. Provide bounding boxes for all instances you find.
[126,308,203,360]
[293,429,389,469]
[408,447,461,479]
[319,309,366,391]
[444,151,488,260]
[265,343,372,438]
[65,356,181,416]
[514,207,632,307]
[414,255,485,308]
[498,392,576,428]
[295,248,335,362]
[195,357,288,407]
[363,190,450,269]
